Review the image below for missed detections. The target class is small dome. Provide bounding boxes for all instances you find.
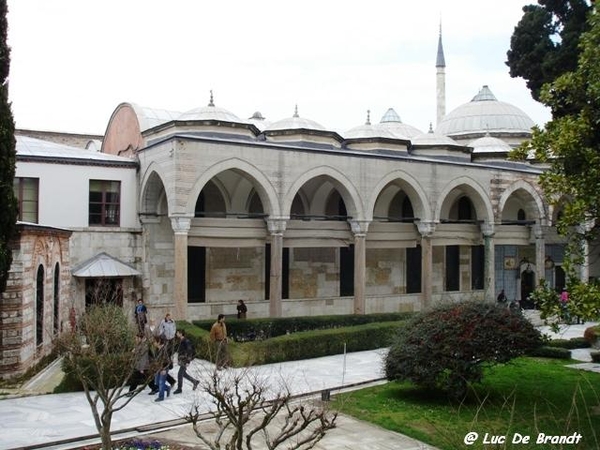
[344,110,397,139]
[178,91,245,123]
[412,125,459,146]
[470,135,511,153]
[265,105,326,131]
[436,85,535,137]
[378,108,423,139]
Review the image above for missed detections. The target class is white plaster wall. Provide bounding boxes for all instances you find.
[15,161,138,229]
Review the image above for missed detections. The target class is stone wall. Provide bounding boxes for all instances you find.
[0,225,71,379]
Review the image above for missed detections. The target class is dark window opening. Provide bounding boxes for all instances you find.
[36,265,44,347]
[445,245,460,291]
[188,246,206,303]
[471,245,485,290]
[406,245,422,294]
[340,245,354,296]
[85,278,123,308]
[53,263,60,335]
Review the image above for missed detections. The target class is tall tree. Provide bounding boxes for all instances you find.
[506,0,591,103]
[0,0,17,294]
[512,4,600,322]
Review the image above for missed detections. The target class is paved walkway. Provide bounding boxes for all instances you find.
[0,319,598,450]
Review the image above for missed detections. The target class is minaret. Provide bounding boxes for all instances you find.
[436,21,446,128]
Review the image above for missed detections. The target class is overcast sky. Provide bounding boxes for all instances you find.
[6,0,551,136]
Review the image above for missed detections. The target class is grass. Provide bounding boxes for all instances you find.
[333,357,600,449]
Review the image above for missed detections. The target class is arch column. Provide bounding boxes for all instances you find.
[267,218,287,317]
[170,215,192,320]
[532,225,545,286]
[349,220,370,315]
[417,221,435,309]
[481,223,495,302]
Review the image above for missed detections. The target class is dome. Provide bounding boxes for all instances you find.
[412,126,459,146]
[344,111,397,139]
[378,108,423,139]
[436,85,534,137]
[469,135,511,153]
[178,91,245,123]
[265,105,326,131]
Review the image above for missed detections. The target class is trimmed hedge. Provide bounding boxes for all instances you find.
[528,346,572,359]
[192,312,413,342]
[179,318,407,367]
[547,337,590,349]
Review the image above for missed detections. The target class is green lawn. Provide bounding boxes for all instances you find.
[333,357,600,449]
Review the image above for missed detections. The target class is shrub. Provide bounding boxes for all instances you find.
[528,346,571,359]
[547,337,590,349]
[384,301,541,400]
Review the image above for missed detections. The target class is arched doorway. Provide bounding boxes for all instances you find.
[520,267,536,309]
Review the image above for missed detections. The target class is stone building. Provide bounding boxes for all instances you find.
[2,33,597,378]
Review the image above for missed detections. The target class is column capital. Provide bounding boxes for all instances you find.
[531,224,544,240]
[480,222,495,238]
[416,221,436,238]
[170,215,193,234]
[266,217,287,235]
[348,219,370,237]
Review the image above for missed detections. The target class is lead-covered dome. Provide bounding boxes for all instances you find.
[344,111,397,139]
[469,135,512,154]
[265,105,326,131]
[377,108,423,139]
[178,91,245,123]
[436,85,534,139]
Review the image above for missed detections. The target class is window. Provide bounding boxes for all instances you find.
[13,177,39,223]
[36,265,44,347]
[471,245,485,290]
[89,180,120,226]
[445,245,460,291]
[406,245,422,294]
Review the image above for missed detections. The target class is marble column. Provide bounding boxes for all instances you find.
[349,220,370,315]
[481,223,495,302]
[532,225,545,286]
[417,221,435,309]
[267,218,287,317]
[170,216,192,320]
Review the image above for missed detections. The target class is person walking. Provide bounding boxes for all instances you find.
[236,300,248,319]
[152,336,172,402]
[134,298,148,334]
[209,314,229,370]
[157,312,177,355]
[173,329,199,394]
[127,334,155,396]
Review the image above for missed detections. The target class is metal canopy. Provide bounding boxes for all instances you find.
[72,252,141,278]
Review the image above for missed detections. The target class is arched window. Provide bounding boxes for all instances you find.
[53,263,60,335]
[36,265,44,347]
[517,209,526,221]
[458,197,474,221]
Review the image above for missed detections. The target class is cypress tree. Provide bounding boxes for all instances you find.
[0,0,17,294]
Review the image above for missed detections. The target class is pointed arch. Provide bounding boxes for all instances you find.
[186,158,279,217]
[498,179,548,225]
[283,166,364,220]
[436,176,493,223]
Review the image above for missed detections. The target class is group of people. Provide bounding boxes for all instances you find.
[129,310,200,402]
[128,298,248,400]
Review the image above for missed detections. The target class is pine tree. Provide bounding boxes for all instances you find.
[0,0,17,294]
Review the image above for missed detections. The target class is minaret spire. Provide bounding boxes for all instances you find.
[436,19,446,128]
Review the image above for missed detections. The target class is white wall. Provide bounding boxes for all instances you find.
[15,161,139,229]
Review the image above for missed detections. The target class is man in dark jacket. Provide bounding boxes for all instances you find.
[173,329,199,394]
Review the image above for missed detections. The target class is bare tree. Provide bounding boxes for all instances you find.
[55,285,154,450]
[187,366,338,450]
